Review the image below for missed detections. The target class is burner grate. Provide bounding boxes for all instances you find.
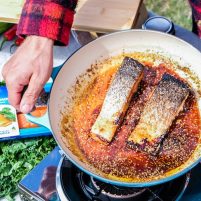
[91,176,146,199]
[76,171,147,201]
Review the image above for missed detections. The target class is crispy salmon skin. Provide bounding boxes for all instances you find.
[127,73,190,155]
[91,57,144,143]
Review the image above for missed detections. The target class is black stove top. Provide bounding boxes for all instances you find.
[18,147,201,201]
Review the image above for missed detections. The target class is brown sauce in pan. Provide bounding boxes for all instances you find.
[61,53,200,181]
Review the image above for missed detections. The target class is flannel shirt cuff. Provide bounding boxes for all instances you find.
[189,0,201,38]
[17,1,75,45]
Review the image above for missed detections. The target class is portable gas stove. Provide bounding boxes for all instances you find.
[18,147,201,201]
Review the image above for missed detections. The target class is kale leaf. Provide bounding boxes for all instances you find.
[0,137,56,200]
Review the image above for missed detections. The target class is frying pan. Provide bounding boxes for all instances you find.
[26,30,201,187]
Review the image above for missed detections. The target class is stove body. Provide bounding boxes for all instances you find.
[18,147,201,201]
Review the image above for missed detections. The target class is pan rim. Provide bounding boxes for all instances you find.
[48,29,201,187]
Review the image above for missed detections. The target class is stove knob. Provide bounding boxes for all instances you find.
[20,194,29,201]
[20,193,36,201]
[142,16,175,35]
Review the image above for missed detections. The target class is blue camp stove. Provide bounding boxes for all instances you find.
[18,147,201,201]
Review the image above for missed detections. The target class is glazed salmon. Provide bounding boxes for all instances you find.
[91,57,144,143]
[127,73,189,155]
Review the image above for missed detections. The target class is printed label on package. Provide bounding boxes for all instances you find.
[0,105,19,138]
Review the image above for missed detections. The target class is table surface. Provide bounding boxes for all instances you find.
[171,24,201,51]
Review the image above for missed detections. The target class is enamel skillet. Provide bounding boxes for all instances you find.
[26,30,201,187]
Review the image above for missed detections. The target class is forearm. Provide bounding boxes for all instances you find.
[17,0,78,45]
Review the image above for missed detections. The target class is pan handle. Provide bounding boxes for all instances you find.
[24,65,63,131]
[25,112,51,131]
[51,65,62,81]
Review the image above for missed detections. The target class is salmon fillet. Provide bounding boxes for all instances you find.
[91,57,144,143]
[127,73,189,155]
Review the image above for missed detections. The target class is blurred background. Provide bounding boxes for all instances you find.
[145,0,192,30]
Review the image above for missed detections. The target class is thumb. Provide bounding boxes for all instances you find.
[20,75,44,113]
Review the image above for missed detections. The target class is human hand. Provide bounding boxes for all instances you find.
[2,36,54,113]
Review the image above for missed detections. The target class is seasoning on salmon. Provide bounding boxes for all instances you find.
[127,73,190,155]
[91,57,144,143]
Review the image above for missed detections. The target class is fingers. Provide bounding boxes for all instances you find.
[6,84,24,111]
[2,67,28,111]
[20,74,45,114]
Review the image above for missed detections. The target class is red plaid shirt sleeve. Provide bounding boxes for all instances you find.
[17,0,78,45]
[189,0,201,38]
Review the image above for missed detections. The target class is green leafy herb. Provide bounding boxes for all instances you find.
[0,107,16,121]
[0,80,6,86]
[0,137,56,200]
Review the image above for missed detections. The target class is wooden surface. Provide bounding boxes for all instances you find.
[0,0,145,33]
[73,0,143,32]
[0,0,24,23]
